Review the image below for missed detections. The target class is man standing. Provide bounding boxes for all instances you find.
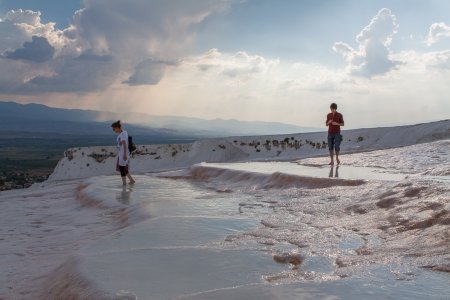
[326,103,344,165]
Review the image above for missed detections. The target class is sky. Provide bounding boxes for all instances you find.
[0,0,449,129]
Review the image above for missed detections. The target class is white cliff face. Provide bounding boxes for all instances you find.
[47,120,450,182]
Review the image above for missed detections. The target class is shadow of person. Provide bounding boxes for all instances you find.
[116,185,133,205]
[329,166,334,178]
[335,166,339,178]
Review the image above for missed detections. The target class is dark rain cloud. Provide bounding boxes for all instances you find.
[124,59,178,86]
[18,53,120,93]
[4,36,55,63]
[0,1,237,94]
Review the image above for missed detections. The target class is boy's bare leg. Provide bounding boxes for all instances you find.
[127,174,135,184]
[121,176,126,186]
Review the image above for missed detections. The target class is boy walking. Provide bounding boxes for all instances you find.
[111,120,136,185]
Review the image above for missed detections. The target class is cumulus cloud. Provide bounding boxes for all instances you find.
[333,8,401,78]
[4,36,55,62]
[222,51,274,78]
[0,10,40,52]
[0,9,77,93]
[426,22,450,45]
[190,48,278,81]
[0,1,237,94]
[5,9,41,25]
[0,9,67,53]
[423,50,450,69]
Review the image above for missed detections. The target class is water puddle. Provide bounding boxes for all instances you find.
[81,248,284,300]
[78,213,278,299]
[82,175,248,217]
[83,216,258,254]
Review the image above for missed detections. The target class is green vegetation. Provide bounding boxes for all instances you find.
[0,135,78,189]
[0,133,102,190]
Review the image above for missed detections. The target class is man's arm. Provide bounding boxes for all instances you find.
[331,121,344,126]
[326,115,332,126]
[332,115,344,126]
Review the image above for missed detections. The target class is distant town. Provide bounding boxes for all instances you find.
[0,171,49,191]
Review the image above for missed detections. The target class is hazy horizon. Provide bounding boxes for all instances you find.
[0,1,449,128]
[2,100,447,132]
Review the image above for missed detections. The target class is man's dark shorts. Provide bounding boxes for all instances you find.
[328,133,342,152]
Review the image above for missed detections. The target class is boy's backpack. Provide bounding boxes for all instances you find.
[128,136,137,153]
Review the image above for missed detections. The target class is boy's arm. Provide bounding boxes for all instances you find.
[121,140,127,159]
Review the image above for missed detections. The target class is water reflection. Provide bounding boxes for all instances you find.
[116,185,133,204]
[328,166,339,178]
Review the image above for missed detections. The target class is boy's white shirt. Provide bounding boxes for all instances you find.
[116,130,130,166]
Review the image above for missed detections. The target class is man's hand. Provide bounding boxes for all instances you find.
[327,119,333,125]
[332,121,340,125]
[123,155,127,161]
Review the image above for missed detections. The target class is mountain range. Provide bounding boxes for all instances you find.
[0,101,321,138]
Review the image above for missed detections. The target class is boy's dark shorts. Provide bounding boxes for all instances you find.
[328,133,342,152]
[119,165,129,177]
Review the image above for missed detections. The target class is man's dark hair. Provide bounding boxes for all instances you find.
[330,103,337,109]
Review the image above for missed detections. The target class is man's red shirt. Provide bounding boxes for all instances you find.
[326,112,344,134]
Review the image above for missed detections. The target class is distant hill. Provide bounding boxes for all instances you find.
[0,101,321,137]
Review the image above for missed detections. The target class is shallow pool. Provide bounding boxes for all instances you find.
[57,173,450,299]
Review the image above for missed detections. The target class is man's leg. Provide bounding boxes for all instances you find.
[335,134,342,165]
[328,135,334,165]
[121,176,126,185]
